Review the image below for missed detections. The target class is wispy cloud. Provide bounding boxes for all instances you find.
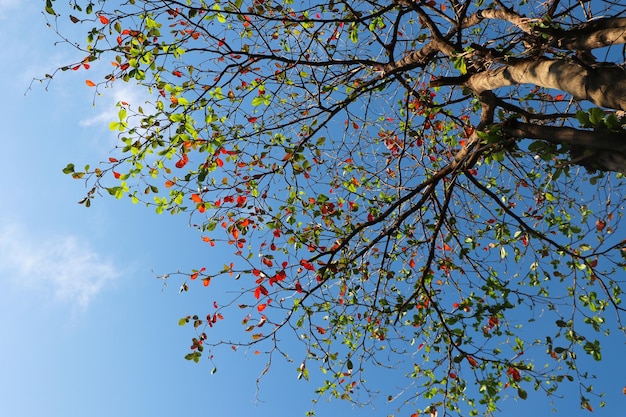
[0,223,121,307]
[79,83,154,128]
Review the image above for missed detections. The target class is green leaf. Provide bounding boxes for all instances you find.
[583,340,602,361]
[453,56,467,75]
[518,388,528,400]
[62,163,75,174]
[252,96,266,107]
[588,108,605,126]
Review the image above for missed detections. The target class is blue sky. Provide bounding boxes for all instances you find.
[0,2,624,417]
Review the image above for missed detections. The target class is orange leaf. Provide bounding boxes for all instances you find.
[85,80,96,87]
[257,303,267,312]
[165,180,175,188]
[99,15,110,24]
[191,193,203,203]
[467,356,478,367]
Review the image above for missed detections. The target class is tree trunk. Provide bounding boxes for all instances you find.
[465,59,626,111]
[501,120,626,173]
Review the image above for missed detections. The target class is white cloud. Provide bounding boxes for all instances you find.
[0,223,120,307]
[79,83,154,128]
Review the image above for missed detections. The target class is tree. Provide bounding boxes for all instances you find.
[42,0,625,415]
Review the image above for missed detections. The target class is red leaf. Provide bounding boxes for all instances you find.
[247,117,258,123]
[257,303,267,312]
[172,70,183,77]
[108,157,118,163]
[295,281,303,293]
[596,219,606,231]
[467,356,478,367]
[113,171,121,179]
[203,278,211,287]
[98,15,109,24]
[316,326,326,335]
[175,153,188,168]
[274,270,287,282]
[300,259,316,271]
[165,180,175,188]
[191,194,203,203]
[507,367,521,382]
[259,285,269,296]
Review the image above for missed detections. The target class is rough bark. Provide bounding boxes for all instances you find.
[548,17,626,50]
[465,59,626,111]
[501,120,626,173]
[502,120,626,152]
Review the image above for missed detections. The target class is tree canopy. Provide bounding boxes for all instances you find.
[43,0,625,415]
